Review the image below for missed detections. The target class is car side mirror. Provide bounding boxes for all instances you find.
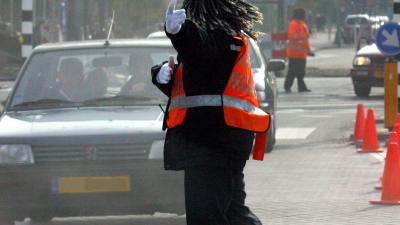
[0,102,5,115]
[267,59,285,72]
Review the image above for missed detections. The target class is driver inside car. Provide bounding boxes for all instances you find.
[53,58,84,101]
[119,53,153,96]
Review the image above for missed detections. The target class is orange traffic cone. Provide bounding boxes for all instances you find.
[375,132,399,190]
[357,108,384,153]
[370,142,400,204]
[351,103,365,145]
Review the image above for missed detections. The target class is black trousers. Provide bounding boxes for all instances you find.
[284,58,308,91]
[184,165,263,225]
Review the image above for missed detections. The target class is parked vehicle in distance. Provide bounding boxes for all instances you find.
[350,42,385,97]
[0,50,23,80]
[0,38,185,223]
[147,31,283,152]
[370,15,389,39]
[344,14,372,44]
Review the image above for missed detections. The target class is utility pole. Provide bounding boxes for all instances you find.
[21,0,33,58]
[10,0,14,29]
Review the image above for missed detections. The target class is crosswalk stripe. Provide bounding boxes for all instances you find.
[300,115,332,118]
[276,128,316,140]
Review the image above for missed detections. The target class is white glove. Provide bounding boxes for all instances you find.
[157,56,175,84]
[165,0,186,34]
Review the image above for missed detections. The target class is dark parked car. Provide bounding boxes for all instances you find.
[147,31,283,152]
[0,50,23,80]
[351,43,385,97]
[0,39,185,223]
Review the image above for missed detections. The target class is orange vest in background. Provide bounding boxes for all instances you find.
[286,19,311,59]
[166,36,270,160]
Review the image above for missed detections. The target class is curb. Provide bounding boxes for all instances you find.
[349,113,389,143]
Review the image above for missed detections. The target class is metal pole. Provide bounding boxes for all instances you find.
[383,0,400,128]
[394,0,400,115]
[21,0,33,58]
[10,0,14,31]
[353,25,360,52]
[394,0,400,23]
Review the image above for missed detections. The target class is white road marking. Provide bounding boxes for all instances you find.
[278,109,305,114]
[371,152,386,162]
[276,128,316,140]
[331,109,356,114]
[300,115,333,118]
[308,53,336,59]
[278,103,384,109]
[0,88,11,92]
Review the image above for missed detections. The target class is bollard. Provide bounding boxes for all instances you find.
[384,58,398,129]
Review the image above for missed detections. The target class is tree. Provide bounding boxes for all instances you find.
[111,0,169,38]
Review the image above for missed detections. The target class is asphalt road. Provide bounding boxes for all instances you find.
[244,78,395,225]
[8,77,397,225]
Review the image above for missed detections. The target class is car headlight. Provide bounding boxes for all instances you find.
[0,145,34,165]
[353,56,371,66]
[148,140,164,160]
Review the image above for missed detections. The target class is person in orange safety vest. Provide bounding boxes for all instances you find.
[284,7,315,93]
[150,0,268,224]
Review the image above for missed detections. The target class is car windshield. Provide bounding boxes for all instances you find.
[10,46,175,110]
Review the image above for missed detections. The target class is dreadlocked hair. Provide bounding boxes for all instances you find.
[181,0,263,40]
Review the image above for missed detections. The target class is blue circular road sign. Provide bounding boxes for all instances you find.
[376,22,400,55]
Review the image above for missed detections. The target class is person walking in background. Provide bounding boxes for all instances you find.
[151,0,269,224]
[284,7,314,93]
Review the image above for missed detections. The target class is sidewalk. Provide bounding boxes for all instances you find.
[309,31,337,51]
[306,31,355,77]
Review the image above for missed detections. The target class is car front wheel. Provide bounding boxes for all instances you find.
[354,84,371,97]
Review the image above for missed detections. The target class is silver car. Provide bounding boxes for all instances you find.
[0,39,184,223]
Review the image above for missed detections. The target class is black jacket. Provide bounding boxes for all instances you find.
[152,20,254,170]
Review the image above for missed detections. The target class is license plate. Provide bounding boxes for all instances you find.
[52,176,131,193]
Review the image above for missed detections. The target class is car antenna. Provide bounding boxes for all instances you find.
[104,10,115,46]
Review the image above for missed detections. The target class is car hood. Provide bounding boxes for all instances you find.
[0,106,165,145]
[357,43,383,56]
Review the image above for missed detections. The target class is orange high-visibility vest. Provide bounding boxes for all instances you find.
[286,19,310,59]
[166,36,270,160]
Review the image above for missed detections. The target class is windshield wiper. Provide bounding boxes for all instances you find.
[12,99,79,109]
[82,95,162,106]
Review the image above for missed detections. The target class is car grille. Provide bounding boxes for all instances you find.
[32,144,150,162]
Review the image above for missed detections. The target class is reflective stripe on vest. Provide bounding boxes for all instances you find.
[170,94,266,115]
[287,45,309,52]
[167,36,270,133]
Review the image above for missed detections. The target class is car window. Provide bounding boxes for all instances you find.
[10,47,176,109]
[249,45,261,68]
[346,17,370,25]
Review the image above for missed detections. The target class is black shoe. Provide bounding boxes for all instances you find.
[299,89,311,92]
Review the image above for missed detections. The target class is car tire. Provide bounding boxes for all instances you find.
[354,84,371,97]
